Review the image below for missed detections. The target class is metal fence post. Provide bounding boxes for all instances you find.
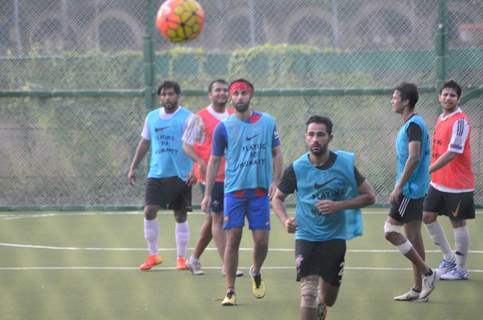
[143,0,157,109]
[435,0,448,91]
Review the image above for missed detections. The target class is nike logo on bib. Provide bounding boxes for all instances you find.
[246,134,259,141]
[314,178,336,189]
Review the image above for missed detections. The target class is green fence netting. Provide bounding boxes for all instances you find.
[0,0,481,208]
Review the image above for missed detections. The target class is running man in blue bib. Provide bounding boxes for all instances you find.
[201,79,283,306]
[272,115,375,320]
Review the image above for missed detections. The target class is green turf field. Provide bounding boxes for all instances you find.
[1,208,482,320]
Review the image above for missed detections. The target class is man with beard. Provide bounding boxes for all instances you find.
[271,115,375,320]
[182,79,243,277]
[128,80,195,271]
[201,79,283,306]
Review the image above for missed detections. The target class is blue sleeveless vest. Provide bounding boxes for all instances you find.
[292,151,363,241]
[395,114,430,198]
[146,107,193,181]
[223,113,276,192]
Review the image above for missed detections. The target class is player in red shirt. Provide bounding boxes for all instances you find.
[423,80,475,280]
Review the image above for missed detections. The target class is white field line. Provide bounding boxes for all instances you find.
[0,266,482,273]
[1,242,482,254]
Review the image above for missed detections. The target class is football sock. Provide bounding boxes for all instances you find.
[425,221,454,261]
[176,221,190,257]
[454,225,469,270]
[144,217,159,256]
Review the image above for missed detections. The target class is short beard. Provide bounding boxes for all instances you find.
[310,144,327,156]
[235,102,249,112]
[162,102,177,113]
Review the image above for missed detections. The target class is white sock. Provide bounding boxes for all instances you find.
[425,221,454,261]
[175,221,189,258]
[144,218,159,256]
[454,226,469,271]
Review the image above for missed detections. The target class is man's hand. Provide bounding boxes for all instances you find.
[389,186,402,206]
[187,171,197,186]
[315,199,342,214]
[128,168,136,185]
[283,217,297,233]
[201,195,211,213]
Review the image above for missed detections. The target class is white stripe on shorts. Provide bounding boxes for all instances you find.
[398,196,410,217]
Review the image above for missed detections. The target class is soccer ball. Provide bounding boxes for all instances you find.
[155,0,205,43]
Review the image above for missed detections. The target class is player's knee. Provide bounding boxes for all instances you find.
[144,206,158,220]
[174,210,187,223]
[300,276,319,309]
[384,221,401,242]
[422,212,436,224]
[212,212,224,224]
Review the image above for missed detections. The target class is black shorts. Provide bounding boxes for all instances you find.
[295,239,346,287]
[199,182,224,213]
[389,194,424,223]
[145,177,192,211]
[423,185,475,221]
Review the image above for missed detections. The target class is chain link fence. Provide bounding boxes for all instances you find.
[0,0,482,208]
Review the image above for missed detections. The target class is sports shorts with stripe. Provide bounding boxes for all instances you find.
[389,194,424,223]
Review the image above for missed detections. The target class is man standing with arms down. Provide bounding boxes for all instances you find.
[272,115,375,320]
[201,79,283,306]
[182,79,242,277]
[128,80,194,271]
[423,80,476,280]
[384,83,437,302]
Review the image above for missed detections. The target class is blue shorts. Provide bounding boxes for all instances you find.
[224,190,270,230]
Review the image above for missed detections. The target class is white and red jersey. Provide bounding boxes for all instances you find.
[430,108,474,192]
[183,105,234,183]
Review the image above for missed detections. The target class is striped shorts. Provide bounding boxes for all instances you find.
[389,194,424,223]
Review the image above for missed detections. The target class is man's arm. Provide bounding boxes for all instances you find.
[128,138,150,185]
[315,179,376,214]
[268,145,283,199]
[183,143,206,179]
[271,189,297,233]
[200,155,221,212]
[389,140,421,204]
[431,117,470,173]
[429,151,458,173]
[182,114,205,182]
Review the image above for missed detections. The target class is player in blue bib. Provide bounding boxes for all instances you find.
[128,80,195,272]
[384,83,436,302]
[201,79,283,306]
[272,115,375,320]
